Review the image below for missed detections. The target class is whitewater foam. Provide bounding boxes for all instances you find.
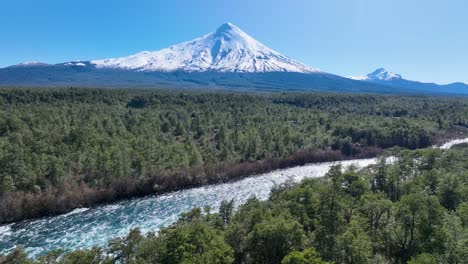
[0,138,465,258]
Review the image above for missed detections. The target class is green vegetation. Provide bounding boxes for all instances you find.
[0,88,467,223]
[3,144,468,263]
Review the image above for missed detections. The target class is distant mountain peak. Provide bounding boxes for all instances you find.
[368,68,402,80]
[11,61,49,67]
[348,67,468,95]
[91,23,320,73]
[350,68,402,81]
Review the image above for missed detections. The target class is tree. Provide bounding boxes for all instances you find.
[215,125,227,145]
[315,165,345,261]
[457,202,468,228]
[219,199,234,225]
[372,157,387,192]
[188,145,203,167]
[126,96,149,108]
[225,197,269,263]
[174,122,185,136]
[438,174,461,211]
[36,249,64,264]
[107,228,143,263]
[0,246,33,264]
[441,212,468,263]
[0,175,15,194]
[391,194,446,263]
[246,215,305,264]
[407,253,437,264]
[281,248,330,264]
[59,248,107,264]
[156,222,233,264]
[337,218,372,264]
[359,193,392,234]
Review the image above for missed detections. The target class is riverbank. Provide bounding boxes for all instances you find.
[0,146,382,225]
[6,143,467,263]
[0,157,380,258]
[2,88,468,225]
[1,137,467,258]
[1,134,467,225]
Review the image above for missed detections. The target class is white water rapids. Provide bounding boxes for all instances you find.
[0,138,467,258]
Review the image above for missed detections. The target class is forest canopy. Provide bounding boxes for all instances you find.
[0,88,467,223]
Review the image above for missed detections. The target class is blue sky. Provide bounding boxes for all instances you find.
[0,0,467,84]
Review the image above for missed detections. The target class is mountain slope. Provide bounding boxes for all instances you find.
[91,23,319,73]
[351,68,468,95]
[0,23,395,93]
[1,23,466,95]
[350,68,402,81]
[0,64,408,94]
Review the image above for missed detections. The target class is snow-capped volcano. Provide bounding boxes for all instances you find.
[3,23,467,95]
[367,68,402,80]
[91,23,319,73]
[349,68,468,95]
[350,68,402,81]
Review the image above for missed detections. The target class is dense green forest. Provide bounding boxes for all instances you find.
[0,88,468,223]
[3,144,468,263]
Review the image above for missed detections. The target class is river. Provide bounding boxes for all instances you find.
[1,138,467,258]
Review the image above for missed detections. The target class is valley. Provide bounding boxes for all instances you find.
[1,7,468,263]
[1,88,468,226]
[1,138,467,263]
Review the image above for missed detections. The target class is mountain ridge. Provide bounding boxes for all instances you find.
[351,68,468,95]
[1,23,468,95]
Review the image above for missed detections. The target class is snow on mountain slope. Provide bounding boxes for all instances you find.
[10,61,50,67]
[349,68,468,95]
[350,68,402,81]
[91,23,319,73]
